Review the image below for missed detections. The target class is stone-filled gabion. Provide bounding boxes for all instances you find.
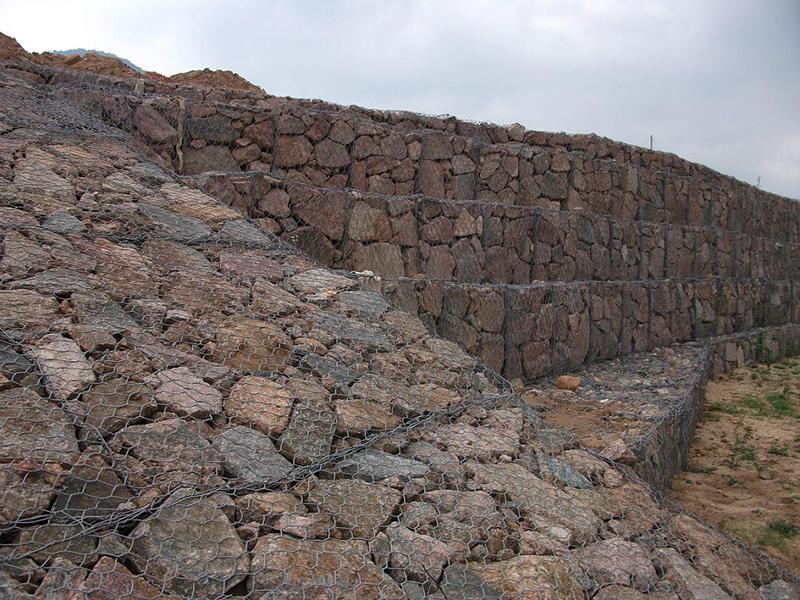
[0,47,798,600]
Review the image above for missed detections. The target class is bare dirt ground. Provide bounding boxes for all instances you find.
[670,357,800,574]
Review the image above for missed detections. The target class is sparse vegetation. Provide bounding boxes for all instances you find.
[673,357,800,573]
[755,333,774,364]
[766,387,793,416]
[686,464,717,474]
[767,442,790,456]
[757,520,798,550]
[728,422,757,468]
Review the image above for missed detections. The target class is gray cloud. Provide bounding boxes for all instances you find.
[3,0,798,197]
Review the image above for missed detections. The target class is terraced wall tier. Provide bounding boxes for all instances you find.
[25,64,798,381]
[187,172,797,285]
[376,278,798,379]
[40,68,800,244]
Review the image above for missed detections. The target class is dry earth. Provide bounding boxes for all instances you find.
[670,358,800,574]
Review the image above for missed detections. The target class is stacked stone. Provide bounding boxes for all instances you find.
[24,59,800,384]
[2,56,800,599]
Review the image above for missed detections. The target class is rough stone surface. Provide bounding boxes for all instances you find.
[652,547,731,600]
[0,290,61,341]
[75,556,177,600]
[576,538,657,589]
[335,449,430,482]
[224,375,293,436]
[466,461,602,543]
[51,451,132,518]
[130,489,250,596]
[151,366,223,418]
[306,479,401,539]
[249,535,403,599]
[385,523,454,584]
[277,377,336,465]
[212,425,293,482]
[470,555,584,600]
[110,418,223,493]
[77,378,157,435]
[29,334,96,400]
[0,387,79,464]
[212,317,292,372]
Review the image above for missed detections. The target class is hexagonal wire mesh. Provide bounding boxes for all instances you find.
[0,59,798,599]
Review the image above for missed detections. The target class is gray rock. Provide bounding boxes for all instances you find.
[438,564,505,600]
[0,571,34,598]
[126,161,174,184]
[312,310,393,351]
[398,501,438,530]
[69,292,139,334]
[111,418,223,493]
[534,427,581,453]
[759,580,799,600]
[8,268,92,295]
[213,426,293,483]
[42,212,85,235]
[130,488,250,596]
[385,523,454,584]
[0,462,64,522]
[224,375,294,437]
[403,441,464,483]
[334,290,390,318]
[536,451,593,489]
[183,145,239,175]
[0,342,36,385]
[218,219,275,247]
[286,268,355,295]
[16,523,97,566]
[14,153,75,200]
[471,555,585,599]
[249,279,304,318]
[188,115,238,144]
[277,381,336,465]
[575,538,657,589]
[652,547,731,600]
[0,289,61,342]
[335,450,429,482]
[298,353,360,387]
[137,203,212,243]
[151,366,223,418]
[431,422,519,461]
[466,461,601,544]
[76,378,157,436]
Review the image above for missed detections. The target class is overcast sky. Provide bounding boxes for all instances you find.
[2,0,798,198]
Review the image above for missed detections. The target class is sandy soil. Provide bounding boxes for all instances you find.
[670,358,800,574]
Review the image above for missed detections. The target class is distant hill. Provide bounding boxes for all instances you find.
[49,48,143,72]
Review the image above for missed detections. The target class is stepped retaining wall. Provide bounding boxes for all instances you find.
[25,64,798,381]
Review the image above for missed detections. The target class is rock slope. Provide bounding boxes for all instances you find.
[0,43,799,599]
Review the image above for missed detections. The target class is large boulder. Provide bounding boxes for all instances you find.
[0,387,79,464]
[249,535,402,599]
[130,489,250,596]
[306,479,401,538]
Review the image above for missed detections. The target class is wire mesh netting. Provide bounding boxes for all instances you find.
[0,59,799,599]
